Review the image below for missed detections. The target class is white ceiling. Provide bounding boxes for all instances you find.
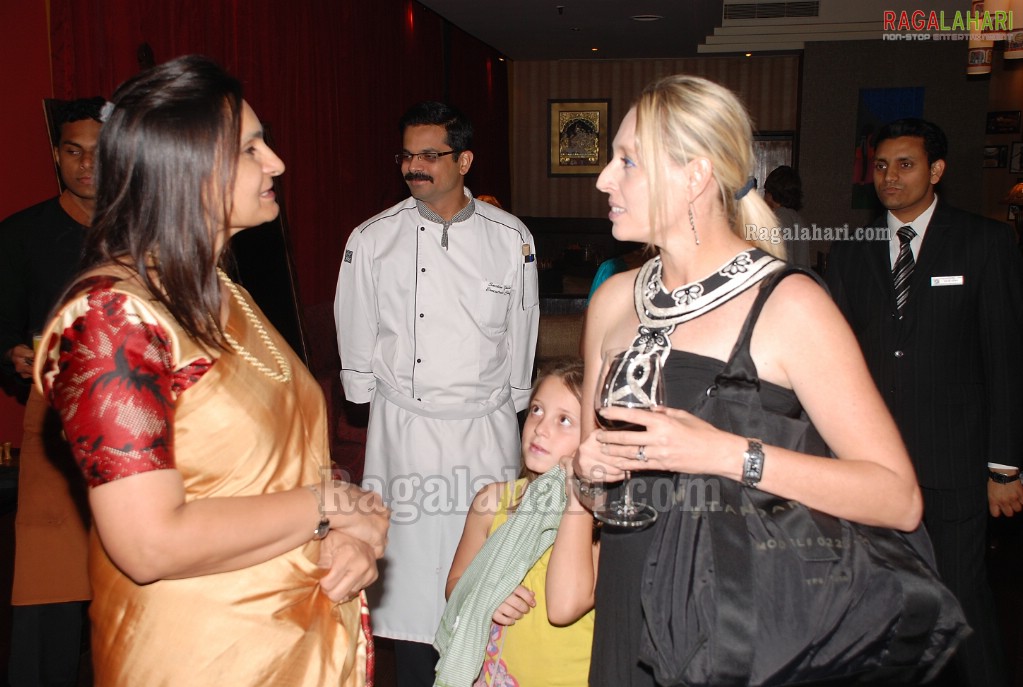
[417,0,726,60]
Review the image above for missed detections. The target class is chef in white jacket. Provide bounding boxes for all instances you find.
[334,101,539,687]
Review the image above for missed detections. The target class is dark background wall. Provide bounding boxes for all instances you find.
[799,40,989,237]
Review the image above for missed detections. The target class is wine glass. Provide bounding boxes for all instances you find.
[592,347,663,527]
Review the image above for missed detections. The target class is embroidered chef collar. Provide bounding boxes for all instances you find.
[416,196,476,250]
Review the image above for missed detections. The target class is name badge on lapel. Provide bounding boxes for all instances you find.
[931,276,964,286]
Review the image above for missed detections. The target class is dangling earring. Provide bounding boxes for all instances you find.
[688,203,700,246]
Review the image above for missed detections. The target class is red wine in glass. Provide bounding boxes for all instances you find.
[592,348,662,527]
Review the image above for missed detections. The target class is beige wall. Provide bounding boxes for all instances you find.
[509,56,802,217]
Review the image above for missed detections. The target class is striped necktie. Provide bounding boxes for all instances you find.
[892,225,917,316]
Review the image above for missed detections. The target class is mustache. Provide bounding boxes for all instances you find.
[404,172,433,183]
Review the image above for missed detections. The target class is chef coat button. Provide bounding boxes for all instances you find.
[420,226,425,231]
[417,397,422,402]
[416,358,422,363]
[421,268,426,272]
[894,350,904,358]
[419,313,424,318]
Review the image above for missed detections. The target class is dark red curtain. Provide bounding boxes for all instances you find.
[48,0,510,305]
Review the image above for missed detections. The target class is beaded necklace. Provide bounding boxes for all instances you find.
[217,269,292,383]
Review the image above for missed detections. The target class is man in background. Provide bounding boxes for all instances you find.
[0,96,104,687]
[335,101,538,687]
[826,118,1022,687]
[763,165,809,268]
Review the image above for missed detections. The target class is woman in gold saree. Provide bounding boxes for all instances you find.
[34,55,389,686]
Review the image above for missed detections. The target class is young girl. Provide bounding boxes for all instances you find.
[445,360,599,687]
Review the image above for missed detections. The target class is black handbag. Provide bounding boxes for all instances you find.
[637,267,970,686]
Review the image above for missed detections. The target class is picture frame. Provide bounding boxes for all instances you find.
[548,99,610,177]
[1010,142,1023,174]
[983,145,1008,168]
[986,110,1021,135]
[752,132,796,192]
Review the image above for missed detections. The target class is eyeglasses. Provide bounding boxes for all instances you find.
[395,150,458,165]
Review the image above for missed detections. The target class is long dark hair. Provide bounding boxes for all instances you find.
[84,54,242,349]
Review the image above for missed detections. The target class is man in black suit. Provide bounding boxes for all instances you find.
[826,118,1022,687]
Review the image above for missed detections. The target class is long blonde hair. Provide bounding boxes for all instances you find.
[633,74,783,258]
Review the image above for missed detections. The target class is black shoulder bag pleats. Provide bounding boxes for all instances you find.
[638,267,970,686]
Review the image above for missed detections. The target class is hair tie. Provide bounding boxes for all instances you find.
[734,177,756,201]
[99,101,115,123]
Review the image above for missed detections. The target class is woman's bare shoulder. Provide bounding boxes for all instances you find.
[760,272,835,322]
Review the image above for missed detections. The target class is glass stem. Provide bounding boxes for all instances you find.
[622,471,633,513]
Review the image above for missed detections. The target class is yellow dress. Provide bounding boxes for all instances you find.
[476,479,594,687]
[37,271,368,687]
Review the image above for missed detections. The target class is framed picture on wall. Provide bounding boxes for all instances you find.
[986,110,1021,134]
[548,99,610,177]
[983,145,1008,168]
[752,132,796,190]
[1010,142,1023,173]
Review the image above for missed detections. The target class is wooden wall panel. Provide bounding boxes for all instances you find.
[509,55,801,217]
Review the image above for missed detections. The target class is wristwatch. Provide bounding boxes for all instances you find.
[742,439,765,488]
[307,485,331,540]
[988,470,1021,484]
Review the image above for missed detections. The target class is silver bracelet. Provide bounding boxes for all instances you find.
[742,439,765,488]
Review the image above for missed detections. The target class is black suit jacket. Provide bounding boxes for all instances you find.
[826,202,1023,490]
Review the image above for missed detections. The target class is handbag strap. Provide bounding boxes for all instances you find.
[703,266,830,684]
[713,265,826,390]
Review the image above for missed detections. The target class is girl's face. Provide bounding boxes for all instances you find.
[227,100,286,236]
[521,376,582,475]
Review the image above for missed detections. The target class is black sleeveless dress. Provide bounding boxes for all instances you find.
[589,350,805,687]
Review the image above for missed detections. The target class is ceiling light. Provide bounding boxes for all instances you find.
[591,47,599,51]
[631,14,664,22]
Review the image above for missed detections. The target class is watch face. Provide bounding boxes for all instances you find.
[314,518,331,540]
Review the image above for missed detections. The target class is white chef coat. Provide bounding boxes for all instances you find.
[334,189,539,643]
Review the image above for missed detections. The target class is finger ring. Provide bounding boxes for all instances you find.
[637,445,647,461]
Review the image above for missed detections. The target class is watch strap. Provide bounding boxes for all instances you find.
[988,470,1021,484]
[306,484,331,540]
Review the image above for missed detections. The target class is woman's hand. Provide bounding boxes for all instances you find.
[316,530,379,602]
[492,585,536,626]
[321,481,390,557]
[575,406,743,481]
